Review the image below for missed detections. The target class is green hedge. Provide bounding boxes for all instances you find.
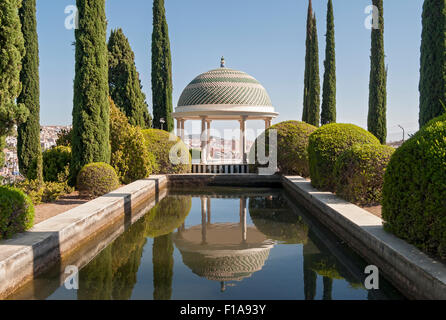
[76,162,120,198]
[142,129,191,174]
[110,98,155,184]
[0,186,34,239]
[382,114,446,259]
[249,121,317,176]
[42,146,71,182]
[334,144,394,206]
[308,123,381,191]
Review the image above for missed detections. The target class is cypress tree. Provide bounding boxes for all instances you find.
[108,28,152,129]
[367,0,387,144]
[71,0,111,181]
[419,0,446,127]
[321,0,336,125]
[302,0,314,123]
[17,0,43,181]
[152,0,174,132]
[307,14,321,127]
[0,0,27,166]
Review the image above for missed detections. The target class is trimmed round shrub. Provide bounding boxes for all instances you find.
[382,114,446,259]
[249,121,317,176]
[142,129,191,174]
[333,144,395,206]
[42,146,71,182]
[308,123,381,191]
[76,162,120,198]
[110,99,155,184]
[0,186,34,239]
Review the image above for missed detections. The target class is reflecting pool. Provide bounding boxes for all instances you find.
[8,187,404,300]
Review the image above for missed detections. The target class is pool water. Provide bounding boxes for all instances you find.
[10,187,404,300]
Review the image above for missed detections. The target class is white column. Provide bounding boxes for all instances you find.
[201,116,207,164]
[180,119,185,141]
[176,118,182,138]
[239,116,247,164]
[206,119,212,162]
[265,118,272,130]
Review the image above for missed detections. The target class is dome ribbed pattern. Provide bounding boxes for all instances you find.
[178,68,273,107]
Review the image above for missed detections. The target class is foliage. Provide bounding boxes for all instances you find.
[108,28,151,128]
[16,178,73,205]
[142,129,191,174]
[308,123,380,191]
[321,0,336,125]
[17,0,42,181]
[71,0,110,182]
[368,0,387,144]
[152,233,174,300]
[42,146,71,182]
[382,114,446,259]
[110,98,155,184]
[76,162,120,199]
[302,1,320,127]
[0,186,34,239]
[56,128,72,147]
[0,0,28,168]
[249,121,317,176]
[419,0,446,127]
[333,143,394,206]
[152,0,174,132]
[144,195,191,238]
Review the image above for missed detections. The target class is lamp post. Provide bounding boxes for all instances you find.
[398,125,405,143]
[160,118,166,131]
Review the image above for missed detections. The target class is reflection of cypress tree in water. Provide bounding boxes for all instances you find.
[78,246,113,300]
[153,233,174,300]
[145,195,192,238]
[249,196,309,244]
[302,229,364,300]
[323,277,333,300]
[303,254,317,300]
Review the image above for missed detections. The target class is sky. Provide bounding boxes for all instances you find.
[35,0,424,141]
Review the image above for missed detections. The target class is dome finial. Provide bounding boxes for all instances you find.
[220,56,225,68]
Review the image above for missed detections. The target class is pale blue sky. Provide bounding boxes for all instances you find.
[36,0,423,141]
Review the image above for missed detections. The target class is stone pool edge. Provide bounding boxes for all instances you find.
[0,175,168,299]
[282,175,446,300]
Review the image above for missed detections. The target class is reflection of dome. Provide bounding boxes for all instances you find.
[174,223,274,282]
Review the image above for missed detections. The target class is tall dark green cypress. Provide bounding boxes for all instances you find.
[152,0,174,132]
[17,0,42,181]
[307,14,321,127]
[302,0,314,123]
[71,0,110,181]
[419,0,446,127]
[108,28,151,129]
[321,0,336,125]
[367,0,387,144]
[0,0,27,168]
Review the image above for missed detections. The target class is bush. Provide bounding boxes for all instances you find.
[308,123,381,191]
[76,162,120,198]
[110,99,155,184]
[142,129,191,174]
[56,128,72,147]
[16,179,73,205]
[249,121,317,176]
[333,144,394,206]
[0,186,34,239]
[382,114,446,259]
[42,146,71,182]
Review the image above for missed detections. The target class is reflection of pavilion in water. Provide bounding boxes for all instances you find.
[174,197,275,292]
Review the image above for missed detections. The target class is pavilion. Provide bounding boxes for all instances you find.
[173,58,279,171]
